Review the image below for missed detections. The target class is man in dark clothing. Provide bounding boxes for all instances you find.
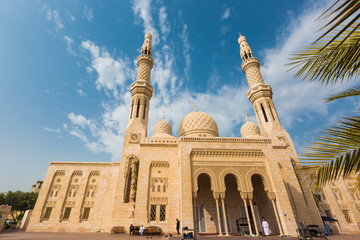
[129,224,134,235]
[176,219,180,234]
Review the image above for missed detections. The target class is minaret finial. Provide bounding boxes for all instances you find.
[194,104,197,112]
[244,112,248,122]
[238,32,241,37]
[162,110,165,120]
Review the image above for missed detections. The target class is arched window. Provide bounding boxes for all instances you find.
[130,100,134,119]
[163,185,166,192]
[157,185,161,192]
[260,103,268,122]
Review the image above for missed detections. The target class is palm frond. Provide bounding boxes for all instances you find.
[288,0,360,85]
[300,115,360,188]
[325,84,360,101]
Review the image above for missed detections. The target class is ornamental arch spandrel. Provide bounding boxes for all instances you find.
[245,168,271,192]
[193,167,218,193]
[218,168,246,192]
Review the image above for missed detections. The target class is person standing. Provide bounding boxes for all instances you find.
[262,217,270,236]
[176,219,180,234]
[139,225,145,236]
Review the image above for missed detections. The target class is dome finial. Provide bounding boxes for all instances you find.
[194,104,198,112]
[244,112,248,122]
[162,110,165,120]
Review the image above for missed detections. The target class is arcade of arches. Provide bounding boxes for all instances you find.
[193,170,283,235]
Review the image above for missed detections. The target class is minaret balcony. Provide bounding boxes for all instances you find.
[241,57,260,73]
[246,84,273,103]
[130,80,153,98]
[137,55,154,66]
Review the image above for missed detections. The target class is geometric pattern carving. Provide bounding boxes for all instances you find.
[191,149,264,158]
[136,62,151,81]
[245,65,264,88]
[179,111,219,137]
[154,119,172,135]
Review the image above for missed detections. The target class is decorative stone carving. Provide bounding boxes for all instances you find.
[272,136,288,149]
[267,192,276,201]
[129,133,141,143]
[179,111,219,137]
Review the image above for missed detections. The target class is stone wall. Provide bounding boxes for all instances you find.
[0,205,11,231]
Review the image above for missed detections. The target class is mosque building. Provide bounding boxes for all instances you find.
[27,32,360,235]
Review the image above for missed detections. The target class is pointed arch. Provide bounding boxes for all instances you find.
[219,168,245,192]
[193,168,217,193]
[246,168,271,192]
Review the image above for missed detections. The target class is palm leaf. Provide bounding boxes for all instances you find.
[324,84,360,101]
[300,115,360,189]
[288,0,360,85]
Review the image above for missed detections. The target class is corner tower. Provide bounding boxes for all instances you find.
[126,32,154,139]
[238,34,280,137]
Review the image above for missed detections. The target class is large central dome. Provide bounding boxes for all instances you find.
[179,111,219,137]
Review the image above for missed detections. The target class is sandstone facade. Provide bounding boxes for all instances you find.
[27,33,360,236]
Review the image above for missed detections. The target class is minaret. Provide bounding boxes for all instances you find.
[238,34,281,137]
[126,32,154,139]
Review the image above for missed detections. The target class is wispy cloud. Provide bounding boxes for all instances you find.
[180,24,191,81]
[221,8,230,20]
[42,127,61,134]
[133,0,160,45]
[159,6,170,41]
[81,40,135,97]
[76,89,87,96]
[83,5,94,21]
[63,36,76,56]
[44,6,64,30]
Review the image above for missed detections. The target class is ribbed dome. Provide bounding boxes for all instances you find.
[154,119,172,136]
[241,121,260,138]
[179,111,219,137]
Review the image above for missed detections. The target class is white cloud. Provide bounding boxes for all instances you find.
[76,89,87,96]
[159,6,170,40]
[70,129,89,143]
[81,40,134,96]
[132,0,160,45]
[63,36,76,56]
[221,8,230,20]
[42,127,60,134]
[83,5,94,21]
[180,24,191,81]
[44,6,64,30]
[71,16,75,22]
[68,113,92,128]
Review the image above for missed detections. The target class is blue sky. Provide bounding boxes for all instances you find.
[0,0,357,192]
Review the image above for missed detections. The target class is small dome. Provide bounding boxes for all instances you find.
[145,32,152,39]
[154,119,172,136]
[241,121,260,138]
[179,111,219,137]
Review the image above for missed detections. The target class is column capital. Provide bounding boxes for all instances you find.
[213,192,220,200]
[240,192,248,200]
[219,192,226,200]
[267,191,276,201]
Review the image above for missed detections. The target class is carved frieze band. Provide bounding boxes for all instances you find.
[150,162,169,168]
[181,137,271,143]
[191,149,264,158]
[149,197,168,204]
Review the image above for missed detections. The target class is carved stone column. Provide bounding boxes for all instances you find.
[248,192,259,236]
[220,192,229,236]
[213,192,222,235]
[267,192,284,236]
[240,192,253,235]
[193,192,197,231]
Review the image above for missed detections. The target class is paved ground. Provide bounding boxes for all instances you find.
[0,230,360,240]
[1,230,360,240]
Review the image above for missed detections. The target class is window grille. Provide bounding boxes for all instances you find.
[325,210,333,218]
[150,205,156,221]
[163,185,166,192]
[63,207,72,221]
[43,207,52,221]
[160,205,166,221]
[342,210,352,223]
[124,167,132,203]
[82,208,91,220]
[157,185,161,192]
[152,185,155,192]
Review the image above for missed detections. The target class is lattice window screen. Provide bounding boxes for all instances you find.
[63,207,72,221]
[82,208,91,220]
[325,210,333,218]
[43,207,52,221]
[160,205,166,221]
[342,210,352,223]
[124,167,132,203]
[150,205,156,221]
